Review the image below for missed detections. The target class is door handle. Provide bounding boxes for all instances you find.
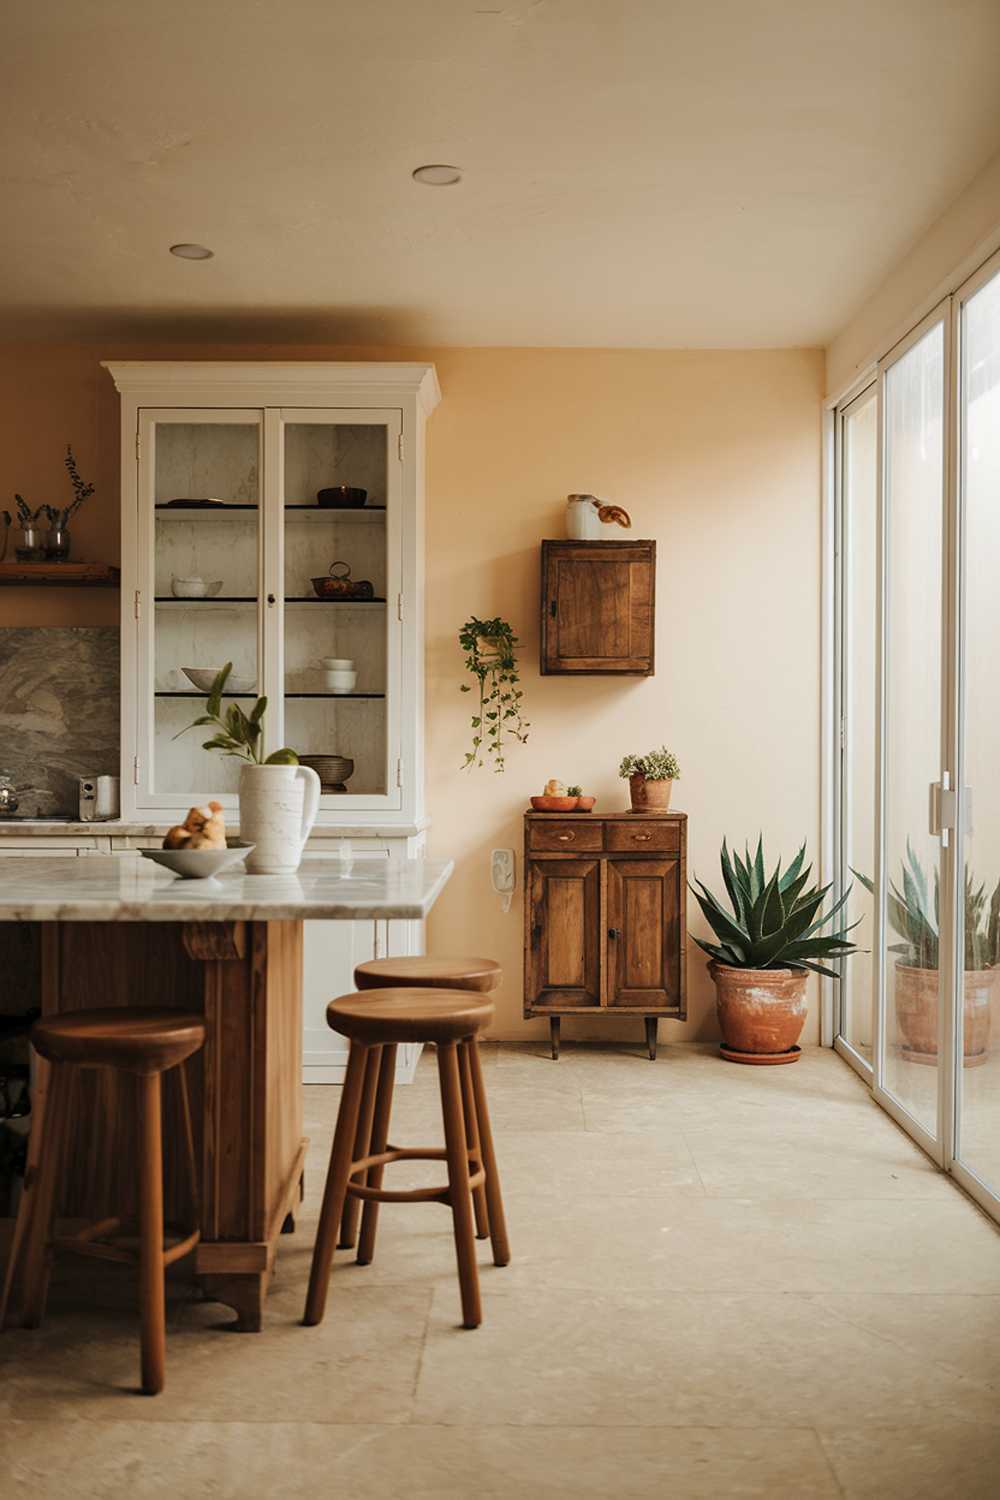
[549,600,557,618]
[608,927,622,940]
[531,923,542,947]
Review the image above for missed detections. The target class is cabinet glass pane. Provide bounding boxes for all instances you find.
[957,264,1000,1198]
[281,420,389,796]
[882,323,944,1137]
[840,389,877,1061]
[151,419,260,796]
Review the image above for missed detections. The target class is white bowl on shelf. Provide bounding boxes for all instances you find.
[171,577,223,598]
[320,657,354,671]
[183,666,257,694]
[323,670,358,694]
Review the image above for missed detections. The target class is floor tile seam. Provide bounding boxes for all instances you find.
[802,1299,1000,1396]
[807,1426,848,1498]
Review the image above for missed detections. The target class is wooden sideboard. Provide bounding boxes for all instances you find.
[523,810,686,1058]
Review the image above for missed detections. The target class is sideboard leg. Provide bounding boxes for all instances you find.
[550,1016,560,1061]
[645,1017,658,1061]
[199,1272,266,1332]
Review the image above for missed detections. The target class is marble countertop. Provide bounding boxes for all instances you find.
[0,854,453,922]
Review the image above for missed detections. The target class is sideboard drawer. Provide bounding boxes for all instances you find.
[528,820,604,852]
[604,820,680,854]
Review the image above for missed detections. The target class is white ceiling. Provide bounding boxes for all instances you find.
[3,0,1000,348]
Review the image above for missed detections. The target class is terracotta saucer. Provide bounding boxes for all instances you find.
[718,1043,802,1066]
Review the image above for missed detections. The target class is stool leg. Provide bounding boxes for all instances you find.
[19,1061,73,1330]
[437,1041,482,1330]
[459,1043,490,1240]
[137,1071,166,1395]
[176,1059,200,1222]
[357,1042,398,1266]
[338,1044,381,1250]
[465,1037,510,1268]
[304,1042,368,1327]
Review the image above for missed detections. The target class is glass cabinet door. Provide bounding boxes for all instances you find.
[139,409,263,807]
[273,409,402,808]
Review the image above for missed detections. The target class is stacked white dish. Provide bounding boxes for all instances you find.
[320,657,357,694]
[171,577,222,598]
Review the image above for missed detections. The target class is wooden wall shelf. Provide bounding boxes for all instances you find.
[0,562,120,587]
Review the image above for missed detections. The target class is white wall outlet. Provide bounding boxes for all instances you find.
[491,848,516,912]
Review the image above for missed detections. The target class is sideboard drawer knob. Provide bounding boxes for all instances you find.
[557,832,574,842]
[608,927,622,940]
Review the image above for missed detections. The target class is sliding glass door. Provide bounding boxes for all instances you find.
[877,313,948,1150]
[953,252,1000,1211]
[833,250,1000,1223]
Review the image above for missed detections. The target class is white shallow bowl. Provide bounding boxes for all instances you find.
[183,666,256,694]
[140,839,255,880]
[172,578,223,598]
[320,657,354,670]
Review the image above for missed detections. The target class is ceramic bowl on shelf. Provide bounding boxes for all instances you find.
[182,666,256,694]
[320,657,354,671]
[316,487,367,509]
[139,838,255,880]
[323,670,358,693]
[171,577,223,598]
[298,754,354,792]
[530,795,580,812]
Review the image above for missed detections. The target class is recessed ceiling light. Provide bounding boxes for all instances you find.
[169,243,214,260]
[412,164,462,187]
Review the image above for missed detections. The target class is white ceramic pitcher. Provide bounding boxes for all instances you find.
[238,763,321,874]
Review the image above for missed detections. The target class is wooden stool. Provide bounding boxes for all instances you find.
[344,956,501,1250]
[16,1008,205,1396]
[354,955,502,994]
[304,989,509,1331]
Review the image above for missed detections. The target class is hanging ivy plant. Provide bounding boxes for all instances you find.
[459,615,529,771]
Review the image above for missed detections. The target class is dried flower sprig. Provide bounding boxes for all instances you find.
[58,445,95,528]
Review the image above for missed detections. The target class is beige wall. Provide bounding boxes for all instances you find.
[0,341,824,1040]
[826,148,1000,395]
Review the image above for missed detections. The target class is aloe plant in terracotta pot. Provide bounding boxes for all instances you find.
[692,838,859,1064]
[619,746,680,812]
[854,844,998,1065]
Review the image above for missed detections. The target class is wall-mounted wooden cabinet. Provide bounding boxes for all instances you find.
[540,539,655,675]
[524,810,686,1058]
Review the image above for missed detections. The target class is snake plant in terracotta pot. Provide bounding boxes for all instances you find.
[854,844,999,1065]
[692,838,859,1064]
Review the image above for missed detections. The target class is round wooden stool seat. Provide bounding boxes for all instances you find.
[31,1008,205,1075]
[327,988,494,1046]
[354,956,501,994]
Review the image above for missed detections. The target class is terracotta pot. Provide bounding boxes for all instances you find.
[575,795,596,812]
[894,962,993,1064]
[709,963,808,1063]
[629,774,672,812]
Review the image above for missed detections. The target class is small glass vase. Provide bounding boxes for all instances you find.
[45,526,71,562]
[14,526,47,562]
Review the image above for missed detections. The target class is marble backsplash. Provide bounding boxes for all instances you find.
[0,628,119,817]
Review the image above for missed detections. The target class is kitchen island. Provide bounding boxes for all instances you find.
[0,854,452,1332]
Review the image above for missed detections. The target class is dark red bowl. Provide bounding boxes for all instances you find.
[317,487,367,509]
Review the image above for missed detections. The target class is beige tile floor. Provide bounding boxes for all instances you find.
[2,1041,999,1498]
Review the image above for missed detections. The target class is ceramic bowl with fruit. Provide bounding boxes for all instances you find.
[529,779,580,812]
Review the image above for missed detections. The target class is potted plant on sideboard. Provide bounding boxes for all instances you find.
[854,843,998,1066]
[692,837,858,1064]
[619,746,680,812]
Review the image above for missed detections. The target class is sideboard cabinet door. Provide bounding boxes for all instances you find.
[525,857,601,1008]
[606,857,682,1009]
[540,539,655,675]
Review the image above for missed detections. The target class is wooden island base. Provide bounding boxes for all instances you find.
[4,918,306,1332]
